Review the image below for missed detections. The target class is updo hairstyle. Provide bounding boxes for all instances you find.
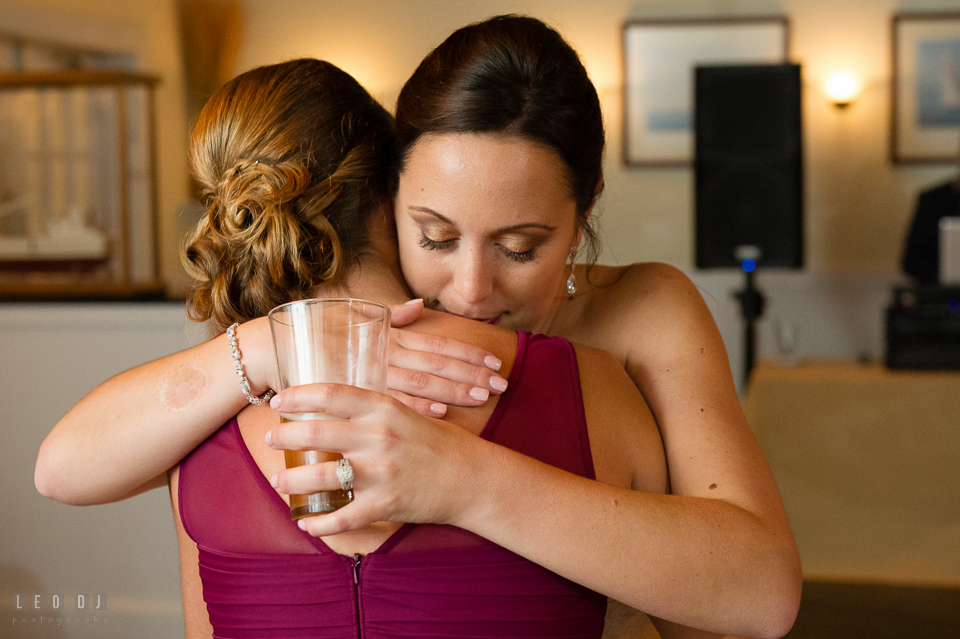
[395,14,604,262]
[183,58,395,330]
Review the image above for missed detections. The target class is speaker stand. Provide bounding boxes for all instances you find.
[734,265,765,387]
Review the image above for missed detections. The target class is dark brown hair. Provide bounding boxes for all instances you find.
[395,14,603,261]
[183,59,395,330]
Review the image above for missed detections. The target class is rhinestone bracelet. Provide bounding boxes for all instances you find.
[226,322,275,405]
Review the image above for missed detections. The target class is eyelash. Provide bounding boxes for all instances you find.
[418,232,537,264]
[501,246,536,264]
[418,234,454,251]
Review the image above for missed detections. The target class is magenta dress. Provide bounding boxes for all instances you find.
[178,332,606,638]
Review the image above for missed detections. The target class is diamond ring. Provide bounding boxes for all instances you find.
[336,458,354,491]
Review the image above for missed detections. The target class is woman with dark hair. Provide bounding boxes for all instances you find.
[377,16,800,637]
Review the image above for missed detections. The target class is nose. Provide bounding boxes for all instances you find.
[452,246,494,305]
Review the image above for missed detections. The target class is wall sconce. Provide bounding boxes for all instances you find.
[824,71,860,108]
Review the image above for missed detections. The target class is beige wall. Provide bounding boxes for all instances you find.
[229,0,959,273]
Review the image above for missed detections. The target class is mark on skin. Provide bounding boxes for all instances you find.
[159,365,208,412]
[709,483,718,490]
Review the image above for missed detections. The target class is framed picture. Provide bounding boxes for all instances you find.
[622,16,790,167]
[892,12,960,164]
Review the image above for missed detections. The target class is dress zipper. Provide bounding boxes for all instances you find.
[352,553,362,638]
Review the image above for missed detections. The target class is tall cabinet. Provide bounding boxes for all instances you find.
[0,70,163,299]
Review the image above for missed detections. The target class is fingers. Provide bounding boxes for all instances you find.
[271,463,383,538]
[394,328,502,371]
[389,342,505,389]
[270,458,343,494]
[388,330,507,406]
[265,415,354,453]
[269,382,385,420]
[388,299,424,327]
[297,501,380,538]
[386,389,448,418]
[387,364,501,407]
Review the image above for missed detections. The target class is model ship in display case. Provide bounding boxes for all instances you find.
[0,70,163,299]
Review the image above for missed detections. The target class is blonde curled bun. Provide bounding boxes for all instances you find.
[182,59,394,330]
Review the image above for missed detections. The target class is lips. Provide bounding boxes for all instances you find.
[435,305,503,325]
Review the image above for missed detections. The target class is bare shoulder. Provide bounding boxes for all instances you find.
[569,262,720,367]
[589,262,706,322]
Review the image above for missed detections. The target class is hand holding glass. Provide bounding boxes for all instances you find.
[268,298,390,519]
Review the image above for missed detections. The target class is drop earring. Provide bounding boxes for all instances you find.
[566,245,578,295]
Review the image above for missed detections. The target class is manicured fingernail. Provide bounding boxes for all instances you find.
[430,402,447,416]
[297,519,307,531]
[469,387,489,401]
[270,394,281,409]
[264,430,273,447]
[484,355,502,371]
[489,376,508,392]
[404,298,423,305]
[268,473,278,488]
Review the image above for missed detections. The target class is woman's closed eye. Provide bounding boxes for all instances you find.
[418,231,456,251]
[418,229,539,264]
[499,245,536,263]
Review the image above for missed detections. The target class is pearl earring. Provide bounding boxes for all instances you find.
[566,245,578,295]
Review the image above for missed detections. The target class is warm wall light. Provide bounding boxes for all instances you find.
[824,71,860,108]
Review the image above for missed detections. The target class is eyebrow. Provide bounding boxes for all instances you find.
[407,206,558,233]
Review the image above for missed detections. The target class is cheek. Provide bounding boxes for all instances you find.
[501,261,565,307]
[396,232,445,296]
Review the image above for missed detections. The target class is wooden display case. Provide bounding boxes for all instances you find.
[0,70,165,300]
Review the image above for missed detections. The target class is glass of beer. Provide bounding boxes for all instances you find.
[268,298,390,520]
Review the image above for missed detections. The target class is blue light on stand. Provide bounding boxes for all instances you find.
[741,258,757,273]
[948,298,960,313]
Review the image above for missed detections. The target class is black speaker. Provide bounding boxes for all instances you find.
[695,64,803,269]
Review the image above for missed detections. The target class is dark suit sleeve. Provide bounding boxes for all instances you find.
[903,183,957,283]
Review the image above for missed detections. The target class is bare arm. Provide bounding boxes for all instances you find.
[270,345,798,638]
[455,344,799,639]
[578,263,802,638]
[35,304,506,506]
[35,320,264,505]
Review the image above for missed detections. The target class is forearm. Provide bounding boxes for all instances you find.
[35,318,274,505]
[456,441,800,639]
[651,617,743,639]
